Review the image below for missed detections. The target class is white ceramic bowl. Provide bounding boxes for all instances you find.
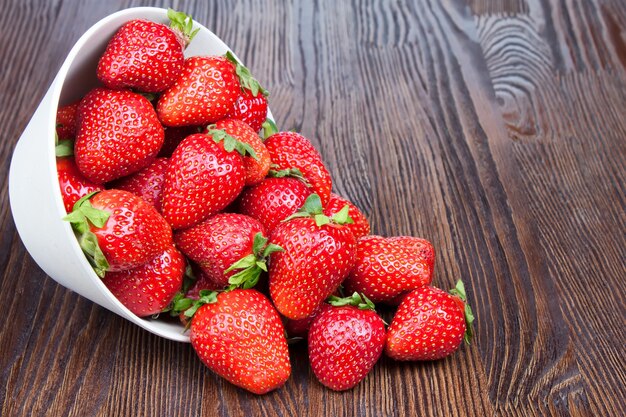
[9,7,267,342]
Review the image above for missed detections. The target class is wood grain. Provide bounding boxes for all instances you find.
[1,0,625,416]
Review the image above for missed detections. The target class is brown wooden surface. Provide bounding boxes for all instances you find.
[1,0,625,416]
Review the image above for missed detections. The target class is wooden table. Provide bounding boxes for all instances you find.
[1,0,624,416]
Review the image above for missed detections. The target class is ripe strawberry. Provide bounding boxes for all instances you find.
[56,157,103,213]
[97,9,197,93]
[211,119,271,185]
[343,235,434,304]
[308,293,386,391]
[102,245,185,317]
[157,56,239,127]
[75,88,164,184]
[189,289,291,394]
[174,213,280,288]
[269,194,357,320]
[323,193,370,239]
[284,302,331,338]
[110,157,169,210]
[159,125,201,157]
[64,190,172,276]
[385,281,474,361]
[224,52,269,132]
[160,133,247,229]
[236,176,313,235]
[388,236,435,272]
[264,132,332,205]
[56,102,80,139]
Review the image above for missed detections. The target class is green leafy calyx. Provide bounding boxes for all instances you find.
[328,292,376,311]
[284,194,354,226]
[206,125,258,160]
[261,118,278,139]
[167,8,199,46]
[225,51,269,97]
[450,280,475,344]
[267,167,310,185]
[55,139,74,157]
[226,232,283,290]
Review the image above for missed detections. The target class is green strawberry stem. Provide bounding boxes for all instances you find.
[206,125,259,160]
[183,290,218,319]
[55,139,74,157]
[62,192,110,278]
[261,119,278,139]
[226,232,283,290]
[267,167,311,186]
[285,194,354,226]
[225,51,269,97]
[328,292,376,311]
[450,280,475,344]
[167,8,199,46]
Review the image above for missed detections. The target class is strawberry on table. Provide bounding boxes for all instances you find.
[385,281,474,361]
[388,236,435,272]
[74,88,164,184]
[284,302,332,339]
[308,293,386,391]
[64,190,172,276]
[160,132,249,229]
[56,157,103,213]
[343,235,434,304]
[269,194,357,320]
[110,157,169,211]
[102,245,185,317]
[224,52,269,132]
[97,9,198,93]
[188,289,291,394]
[264,131,333,206]
[323,193,370,239]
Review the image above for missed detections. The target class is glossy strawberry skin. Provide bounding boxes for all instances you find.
[343,235,434,304]
[75,88,164,184]
[264,132,332,206]
[102,245,185,317]
[284,303,331,338]
[323,193,370,239]
[308,306,386,391]
[190,289,291,394]
[159,126,200,157]
[388,236,435,272]
[110,157,169,211]
[56,102,80,139]
[160,133,246,230]
[174,213,265,287]
[385,286,466,361]
[236,177,313,235]
[89,190,172,271]
[269,217,357,320]
[213,118,271,185]
[227,89,268,132]
[56,157,103,213]
[157,56,240,127]
[97,19,185,93]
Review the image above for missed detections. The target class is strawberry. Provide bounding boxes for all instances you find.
[284,302,331,338]
[174,213,281,288]
[343,235,434,304]
[102,245,185,317]
[157,56,239,127]
[269,194,357,320]
[388,236,435,272]
[323,193,370,239]
[236,176,313,235]
[264,132,332,205]
[385,281,474,361]
[64,190,172,276]
[110,157,169,210]
[308,293,386,391]
[56,101,80,139]
[160,133,249,229]
[159,125,201,157]
[74,88,164,184]
[189,289,291,394]
[97,9,197,93]
[184,263,223,300]
[56,157,103,213]
[224,52,269,132]
[211,119,271,185]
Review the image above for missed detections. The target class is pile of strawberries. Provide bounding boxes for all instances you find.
[55,10,474,395]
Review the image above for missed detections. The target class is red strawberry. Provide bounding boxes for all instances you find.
[56,157,103,213]
[102,245,185,317]
[189,289,291,394]
[343,235,434,304]
[284,302,331,338]
[174,213,279,288]
[157,56,239,127]
[264,132,332,205]
[75,88,164,184]
[228,89,268,132]
[269,194,357,320]
[97,10,197,93]
[110,157,169,210]
[385,281,474,361]
[211,119,271,185]
[388,236,435,272]
[56,102,80,139]
[160,133,247,229]
[236,176,313,235]
[308,293,386,391]
[64,190,172,276]
[159,125,201,157]
[323,193,370,239]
